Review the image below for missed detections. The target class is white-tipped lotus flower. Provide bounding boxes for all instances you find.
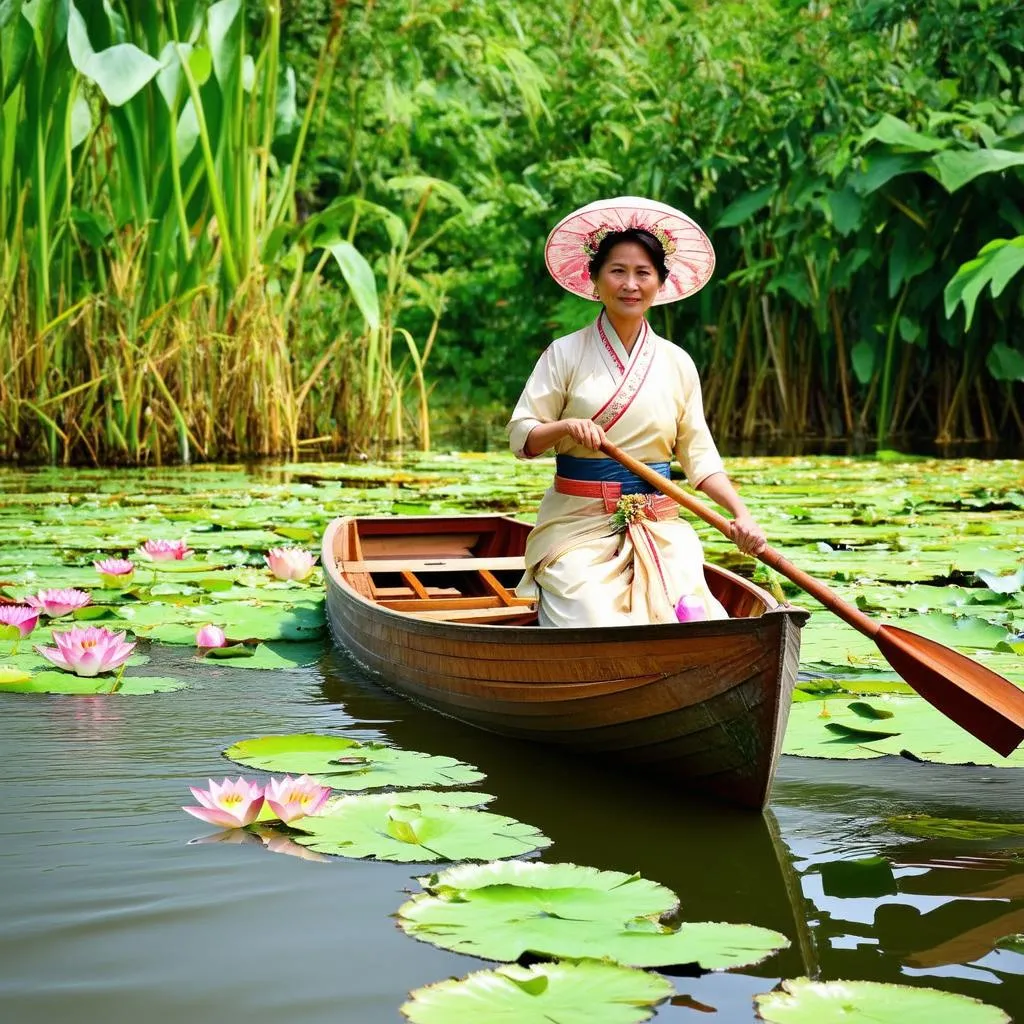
[137,539,193,561]
[34,625,136,677]
[25,588,92,618]
[182,778,265,829]
[264,775,331,822]
[93,558,135,587]
[264,547,317,582]
[0,604,40,639]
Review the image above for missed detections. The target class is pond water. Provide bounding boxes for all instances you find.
[1,455,1023,1022]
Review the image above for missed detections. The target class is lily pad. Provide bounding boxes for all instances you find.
[0,671,186,695]
[224,733,486,789]
[401,960,673,1024]
[754,977,1009,1023]
[398,860,789,969]
[289,793,550,862]
[784,696,1024,765]
[201,641,324,670]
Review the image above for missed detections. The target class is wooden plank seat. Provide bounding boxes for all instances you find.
[380,595,536,613]
[342,556,526,574]
[400,604,538,624]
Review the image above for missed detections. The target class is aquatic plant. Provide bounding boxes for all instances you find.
[401,961,674,1024]
[34,626,136,678]
[93,559,135,587]
[183,778,266,830]
[25,588,92,618]
[195,624,228,649]
[263,775,331,823]
[754,977,1009,1023]
[138,540,194,562]
[0,606,40,640]
[265,547,317,582]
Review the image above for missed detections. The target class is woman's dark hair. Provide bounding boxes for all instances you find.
[588,228,669,283]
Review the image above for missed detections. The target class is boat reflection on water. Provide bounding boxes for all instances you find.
[318,647,1024,1019]
[318,648,815,981]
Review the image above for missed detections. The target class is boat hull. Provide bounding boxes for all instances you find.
[323,515,807,809]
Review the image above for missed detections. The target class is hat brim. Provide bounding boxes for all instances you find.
[544,196,715,306]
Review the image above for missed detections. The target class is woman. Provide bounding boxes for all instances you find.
[507,196,766,628]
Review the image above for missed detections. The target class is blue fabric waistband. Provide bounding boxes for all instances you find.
[555,454,670,495]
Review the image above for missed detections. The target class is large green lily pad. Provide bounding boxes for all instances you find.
[784,697,1024,765]
[754,977,1009,1023]
[401,960,673,1024]
[289,793,550,862]
[0,670,186,695]
[224,733,486,789]
[398,860,789,969]
[885,814,1024,841]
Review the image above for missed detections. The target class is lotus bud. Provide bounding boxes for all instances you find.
[675,594,707,623]
[196,624,227,649]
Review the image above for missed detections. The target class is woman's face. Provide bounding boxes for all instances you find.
[593,241,662,317]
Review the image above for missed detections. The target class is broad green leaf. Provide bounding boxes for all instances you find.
[819,857,896,899]
[401,961,673,1024]
[714,186,773,229]
[755,977,1009,1023]
[0,671,185,695]
[987,341,1024,383]
[850,340,875,384]
[325,241,380,332]
[860,115,948,154]
[70,91,92,148]
[290,793,549,862]
[784,696,1024,765]
[399,860,789,969]
[0,665,31,684]
[225,733,486,789]
[976,568,1024,595]
[827,187,862,236]
[201,641,323,670]
[207,0,242,88]
[945,238,1024,329]
[932,149,1024,194]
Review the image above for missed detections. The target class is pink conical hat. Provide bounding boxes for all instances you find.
[544,196,715,306]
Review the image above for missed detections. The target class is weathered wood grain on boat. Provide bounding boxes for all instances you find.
[322,514,809,809]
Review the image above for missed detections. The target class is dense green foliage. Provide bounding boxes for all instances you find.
[1,0,1022,462]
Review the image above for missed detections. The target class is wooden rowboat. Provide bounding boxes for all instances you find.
[322,514,809,809]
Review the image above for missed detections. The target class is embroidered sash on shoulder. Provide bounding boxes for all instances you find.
[591,314,655,431]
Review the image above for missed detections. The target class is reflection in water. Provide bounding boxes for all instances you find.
[0,639,1022,1024]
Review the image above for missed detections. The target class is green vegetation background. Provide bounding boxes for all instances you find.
[2,0,1022,463]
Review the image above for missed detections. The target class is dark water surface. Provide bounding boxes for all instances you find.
[2,639,1023,1022]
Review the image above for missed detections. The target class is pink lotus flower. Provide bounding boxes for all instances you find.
[183,778,265,829]
[675,594,707,623]
[0,605,40,639]
[26,588,92,618]
[265,547,317,582]
[264,775,331,823]
[35,625,136,677]
[137,539,193,561]
[196,624,227,648]
[94,558,135,587]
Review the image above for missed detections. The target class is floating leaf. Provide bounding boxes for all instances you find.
[0,665,31,685]
[755,977,1009,1023]
[401,960,673,1024]
[0,671,186,695]
[289,793,549,862]
[202,641,324,670]
[398,861,789,969]
[886,815,1024,841]
[846,701,895,720]
[224,733,486,789]
[784,697,1024,765]
[819,857,897,898]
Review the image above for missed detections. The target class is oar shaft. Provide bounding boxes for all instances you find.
[600,440,880,638]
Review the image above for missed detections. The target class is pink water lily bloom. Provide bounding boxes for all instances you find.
[25,588,92,618]
[264,547,317,582]
[138,539,193,561]
[0,605,40,638]
[94,558,135,587]
[264,775,331,823]
[35,625,136,677]
[195,624,227,648]
[183,778,265,829]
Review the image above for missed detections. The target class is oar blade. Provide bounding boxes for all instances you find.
[876,625,1024,757]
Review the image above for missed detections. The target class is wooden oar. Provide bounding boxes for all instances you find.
[600,439,1024,757]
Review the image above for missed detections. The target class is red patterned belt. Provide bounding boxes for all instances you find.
[552,476,678,518]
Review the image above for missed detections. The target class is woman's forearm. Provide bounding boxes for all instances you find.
[524,418,606,456]
[696,471,749,519]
